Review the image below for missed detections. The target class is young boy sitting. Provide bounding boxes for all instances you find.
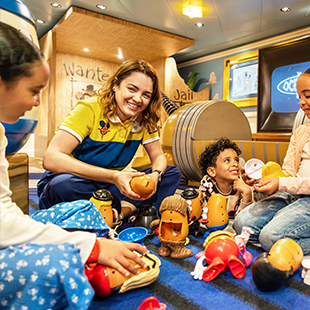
[198,137,253,218]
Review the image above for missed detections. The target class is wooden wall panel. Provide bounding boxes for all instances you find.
[54,53,119,131]
[163,57,210,124]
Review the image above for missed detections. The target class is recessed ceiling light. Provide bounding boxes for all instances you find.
[118,48,123,59]
[51,3,62,8]
[280,7,291,12]
[96,4,107,10]
[195,22,204,27]
[36,19,46,24]
[83,48,89,52]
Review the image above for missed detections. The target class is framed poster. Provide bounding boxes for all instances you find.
[223,51,258,107]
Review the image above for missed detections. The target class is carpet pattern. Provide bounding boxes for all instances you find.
[28,173,310,310]
[88,236,310,310]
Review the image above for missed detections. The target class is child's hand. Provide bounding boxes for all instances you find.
[233,178,252,203]
[241,168,258,186]
[254,178,279,195]
[97,238,149,277]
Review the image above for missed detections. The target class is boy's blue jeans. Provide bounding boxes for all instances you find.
[233,191,310,255]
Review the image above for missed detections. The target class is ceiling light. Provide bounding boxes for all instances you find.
[51,3,62,8]
[182,0,203,18]
[36,19,45,24]
[118,48,123,59]
[83,48,89,52]
[195,22,204,27]
[96,4,107,10]
[280,7,291,12]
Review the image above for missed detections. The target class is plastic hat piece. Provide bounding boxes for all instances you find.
[262,161,289,179]
[118,227,148,244]
[245,158,264,179]
[137,296,167,310]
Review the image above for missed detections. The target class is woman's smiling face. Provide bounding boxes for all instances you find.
[114,71,153,122]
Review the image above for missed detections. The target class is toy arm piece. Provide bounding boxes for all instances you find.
[107,227,119,240]
[227,254,246,279]
[238,246,253,267]
[234,226,254,248]
[202,257,225,282]
[191,256,207,280]
[198,207,208,222]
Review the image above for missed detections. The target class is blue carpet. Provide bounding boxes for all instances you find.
[28,173,310,310]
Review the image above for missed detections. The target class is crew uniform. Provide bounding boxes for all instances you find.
[38,97,181,212]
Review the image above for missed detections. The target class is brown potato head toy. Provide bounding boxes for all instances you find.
[150,195,193,259]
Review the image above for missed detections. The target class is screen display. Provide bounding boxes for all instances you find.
[271,61,310,113]
[229,59,258,100]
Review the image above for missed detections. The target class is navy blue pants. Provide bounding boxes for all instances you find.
[38,165,181,212]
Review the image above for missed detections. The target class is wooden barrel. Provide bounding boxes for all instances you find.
[170,100,252,181]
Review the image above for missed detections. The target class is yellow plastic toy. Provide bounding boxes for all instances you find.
[90,189,115,227]
[268,238,303,272]
[252,238,303,292]
[199,194,229,232]
[150,195,193,259]
[262,162,289,179]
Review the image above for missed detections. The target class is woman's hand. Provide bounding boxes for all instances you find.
[254,178,279,195]
[113,171,147,200]
[97,238,149,277]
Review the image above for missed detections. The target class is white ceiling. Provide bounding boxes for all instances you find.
[23,0,310,64]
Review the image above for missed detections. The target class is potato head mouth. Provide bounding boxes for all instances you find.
[159,210,188,241]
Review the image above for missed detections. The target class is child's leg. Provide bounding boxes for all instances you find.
[233,192,297,244]
[0,243,94,309]
[259,195,310,254]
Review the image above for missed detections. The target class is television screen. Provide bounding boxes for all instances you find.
[271,61,310,113]
[229,59,258,101]
[258,37,310,132]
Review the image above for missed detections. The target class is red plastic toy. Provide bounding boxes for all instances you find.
[137,296,167,310]
[191,231,246,281]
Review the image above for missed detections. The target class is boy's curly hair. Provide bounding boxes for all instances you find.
[199,137,241,176]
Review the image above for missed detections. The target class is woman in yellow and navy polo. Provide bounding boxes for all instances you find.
[38,59,181,219]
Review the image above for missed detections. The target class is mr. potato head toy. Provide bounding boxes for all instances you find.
[90,189,117,228]
[150,195,193,259]
[181,188,205,237]
[85,252,160,297]
[199,193,229,234]
[130,175,155,198]
[191,231,246,281]
[252,238,303,292]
